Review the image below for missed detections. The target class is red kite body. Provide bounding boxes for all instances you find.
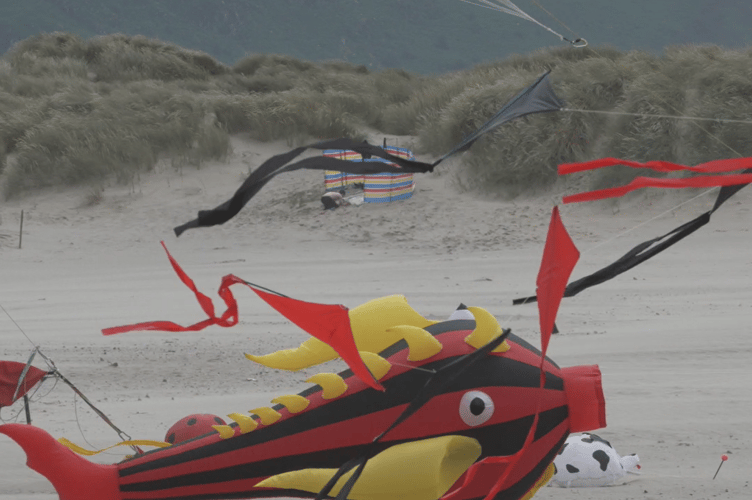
[1,309,604,500]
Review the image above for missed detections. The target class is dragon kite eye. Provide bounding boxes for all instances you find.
[459,391,494,426]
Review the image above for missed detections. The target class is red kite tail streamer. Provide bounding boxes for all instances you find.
[102,242,237,335]
[159,241,216,319]
[102,244,381,391]
[559,157,752,175]
[562,173,752,204]
[482,207,579,500]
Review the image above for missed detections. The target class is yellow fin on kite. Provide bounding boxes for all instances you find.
[386,325,443,362]
[244,337,336,371]
[58,438,171,456]
[464,307,510,353]
[271,394,310,413]
[255,435,481,500]
[244,295,436,372]
[359,351,391,380]
[227,413,258,434]
[348,295,437,353]
[248,407,282,425]
[212,425,235,439]
[306,373,348,399]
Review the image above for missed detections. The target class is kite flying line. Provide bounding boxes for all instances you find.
[562,108,752,127]
[459,0,587,47]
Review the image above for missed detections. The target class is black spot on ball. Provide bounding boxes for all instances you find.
[187,418,197,426]
[214,417,224,424]
[469,397,485,416]
[166,433,175,444]
[592,450,610,471]
[581,433,612,448]
[553,463,558,475]
[566,464,579,473]
[558,442,568,455]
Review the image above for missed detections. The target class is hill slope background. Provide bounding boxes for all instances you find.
[3,0,752,74]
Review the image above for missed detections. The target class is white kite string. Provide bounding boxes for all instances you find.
[0,302,41,351]
[562,107,752,126]
[459,0,578,44]
[572,187,718,256]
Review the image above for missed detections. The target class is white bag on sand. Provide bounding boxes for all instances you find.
[550,433,640,487]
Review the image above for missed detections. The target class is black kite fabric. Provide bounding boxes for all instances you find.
[174,73,563,236]
[435,71,564,163]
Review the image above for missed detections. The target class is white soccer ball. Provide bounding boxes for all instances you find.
[550,433,640,487]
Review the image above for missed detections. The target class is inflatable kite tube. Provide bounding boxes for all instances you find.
[0,303,605,500]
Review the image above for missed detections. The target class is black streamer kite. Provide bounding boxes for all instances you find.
[513,167,752,305]
[174,72,563,236]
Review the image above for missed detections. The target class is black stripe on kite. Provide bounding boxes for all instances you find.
[120,408,567,494]
[120,348,564,477]
[513,169,752,305]
[174,73,563,236]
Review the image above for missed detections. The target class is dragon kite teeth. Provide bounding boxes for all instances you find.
[306,372,348,399]
[270,394,310,413]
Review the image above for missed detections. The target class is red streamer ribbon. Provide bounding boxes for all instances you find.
[102,242,383,392]
[559,157,752,175]
[562,173,752,204]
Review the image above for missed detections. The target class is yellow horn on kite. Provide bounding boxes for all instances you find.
[306,373,348,399]
[359,351,391,380]
[271,394,310,414]
[245,295,437,372]
[348,295,437,353]
[228,413,258,434]
[212,425,235,439]
[249,407,282,425]
[245,337,336,371]
[464,307,510,353]
[386,325,443,361]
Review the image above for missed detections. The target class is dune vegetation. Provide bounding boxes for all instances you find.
[2,32,752,199]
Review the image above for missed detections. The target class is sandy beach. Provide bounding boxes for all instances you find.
[1,136,750,499]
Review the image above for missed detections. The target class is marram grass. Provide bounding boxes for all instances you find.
[3,33,752,199]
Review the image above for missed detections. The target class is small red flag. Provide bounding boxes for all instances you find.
[536,206,580,355]
[0,361,47,407]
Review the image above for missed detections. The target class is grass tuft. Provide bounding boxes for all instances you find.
[3,34,752,199]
